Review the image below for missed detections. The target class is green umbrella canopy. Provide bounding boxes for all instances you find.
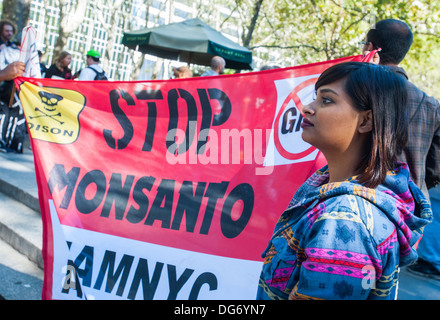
[122,18,253,70]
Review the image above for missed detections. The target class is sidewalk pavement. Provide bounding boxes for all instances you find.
[0,134,440,300]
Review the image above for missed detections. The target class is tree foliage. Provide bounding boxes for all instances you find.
[0,0,438,97]
[232,0,440,98]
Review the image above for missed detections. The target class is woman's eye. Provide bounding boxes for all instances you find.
[322,97,333,104]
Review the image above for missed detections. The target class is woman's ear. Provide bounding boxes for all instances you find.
[358,110,373,133]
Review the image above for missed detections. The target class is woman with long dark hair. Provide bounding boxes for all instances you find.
[257,62,432,300]
[45,51,73,79]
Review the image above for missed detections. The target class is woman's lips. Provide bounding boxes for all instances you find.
[300,117,314,128]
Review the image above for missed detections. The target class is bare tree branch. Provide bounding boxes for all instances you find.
[416,31,440,38]
[243,0,264,48]
[249,44,324,53]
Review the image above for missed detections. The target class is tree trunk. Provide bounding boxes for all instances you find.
[52,0,87,60]
[243,0,264,48]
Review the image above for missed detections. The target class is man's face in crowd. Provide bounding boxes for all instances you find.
[1,24,14,42]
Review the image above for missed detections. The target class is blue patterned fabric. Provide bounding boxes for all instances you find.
[257,163,432,300]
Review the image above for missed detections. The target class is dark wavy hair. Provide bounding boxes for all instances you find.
[0,20,16,35]
[315,62,408,188]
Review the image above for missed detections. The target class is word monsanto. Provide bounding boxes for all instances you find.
[49,163,254,238]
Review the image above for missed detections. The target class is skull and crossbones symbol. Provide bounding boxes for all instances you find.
[29,91,64,124]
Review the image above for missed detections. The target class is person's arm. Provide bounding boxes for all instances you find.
[289,197,385,300]
[0,61,25,81]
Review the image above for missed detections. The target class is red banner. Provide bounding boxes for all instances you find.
[16,54,368,300]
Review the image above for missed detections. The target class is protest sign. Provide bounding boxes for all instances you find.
[16,52,372,300]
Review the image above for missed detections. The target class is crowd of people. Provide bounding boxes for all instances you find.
[0,19,110,153]
[39,47,226,81]
[42,49,108,80]
[0,20,111,82]
[0,16,439,300]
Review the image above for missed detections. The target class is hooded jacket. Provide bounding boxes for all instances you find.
[257,163,432,300]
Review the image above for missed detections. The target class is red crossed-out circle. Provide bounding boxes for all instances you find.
[273,77,319,160]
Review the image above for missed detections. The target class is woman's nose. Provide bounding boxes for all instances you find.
[301,101,315,116]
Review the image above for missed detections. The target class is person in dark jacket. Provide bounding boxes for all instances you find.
[45,51,73,79]
[362,18,440,280]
